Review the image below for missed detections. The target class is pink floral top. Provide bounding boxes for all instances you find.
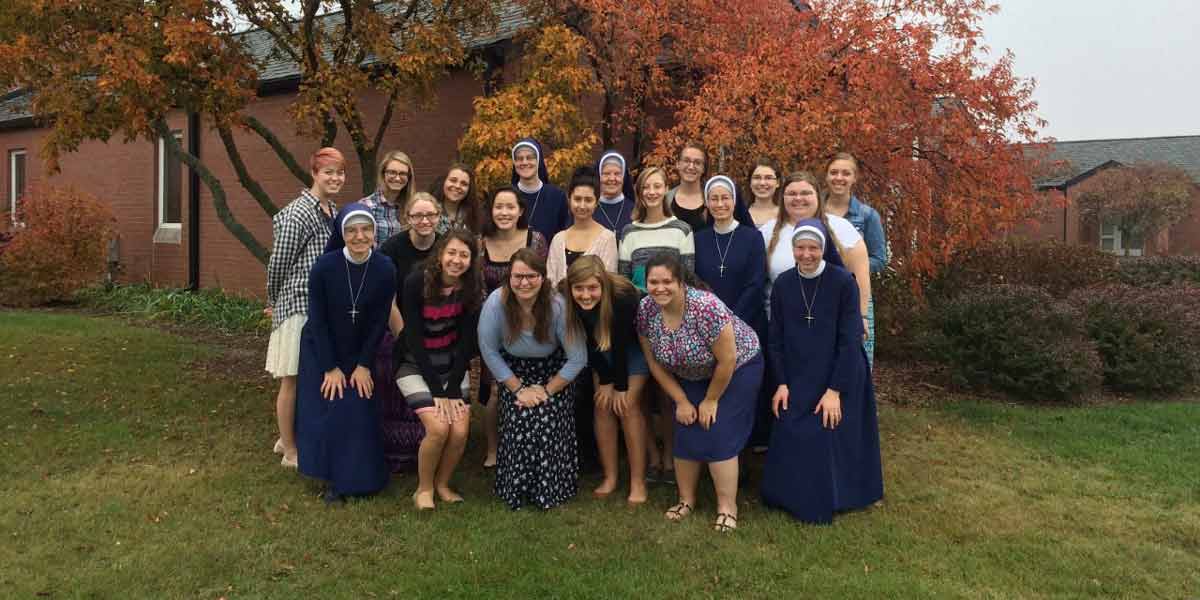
[636,287,760,381]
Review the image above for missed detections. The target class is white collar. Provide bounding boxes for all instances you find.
[517,179,543,194]
[599,193,625,205]
[343,247,372,265]
[712,220,737,234]
[798,260,826,279]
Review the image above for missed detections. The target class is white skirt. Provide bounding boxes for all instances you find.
[265,314,307,378]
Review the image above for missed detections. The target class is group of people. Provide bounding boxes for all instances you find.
[263,138,886,528]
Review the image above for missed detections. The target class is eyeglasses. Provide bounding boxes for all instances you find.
[408,213,439,222]
[511,273,542,283]
[677,158,704,168]
[783,190,817,199]
[751,175,777,182]
[384,169,410,179]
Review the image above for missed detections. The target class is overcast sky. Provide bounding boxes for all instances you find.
[981,0,1200,142]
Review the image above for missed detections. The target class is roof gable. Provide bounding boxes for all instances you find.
[1035,135,1200,189]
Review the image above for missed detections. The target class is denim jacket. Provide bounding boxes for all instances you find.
[844,195,888,273]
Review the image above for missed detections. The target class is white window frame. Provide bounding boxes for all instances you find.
[1099,218,1143,257]
[8,149,25,224]
[157,132,183,229]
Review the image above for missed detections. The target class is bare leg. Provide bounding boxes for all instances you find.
[708,457,740,521]
[594,403,620,496]
[667,457,702,520]
[414,412,448,510]
[483,386,499,468]
[275,376,298,463]
[435,410,470,502]
[643,390,662,471]
[622,375,649,503]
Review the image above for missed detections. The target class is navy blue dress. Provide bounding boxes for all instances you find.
[295,250,397,497]
[760,264,883,524]
[511,137,572,242]
[692,223,767,337]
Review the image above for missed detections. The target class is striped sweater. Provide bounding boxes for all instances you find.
[618,217,696,290]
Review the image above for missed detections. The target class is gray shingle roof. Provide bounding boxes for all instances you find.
[0,1,530,126]
[1035,135,1200,188]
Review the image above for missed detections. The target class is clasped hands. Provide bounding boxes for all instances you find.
[674,395,718,430]
[321,366,373,401]
[514,383,550,408]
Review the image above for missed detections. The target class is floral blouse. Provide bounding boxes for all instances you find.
[636,287,760,381]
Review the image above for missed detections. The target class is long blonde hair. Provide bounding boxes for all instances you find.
[633,167,673,222]
[376,150,416,206]
[769,171,843,260]
[559,255,638,351]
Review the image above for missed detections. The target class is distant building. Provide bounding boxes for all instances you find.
[1026,135,1200,256]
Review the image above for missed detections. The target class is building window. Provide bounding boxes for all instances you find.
[157,132,183,228]
[8,149,25,222]
[1100,219,1143,257]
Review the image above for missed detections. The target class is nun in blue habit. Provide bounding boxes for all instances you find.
[593,150,636,239]
[511,138,573,242]
[296,203,397,502]
[760,218,883,524]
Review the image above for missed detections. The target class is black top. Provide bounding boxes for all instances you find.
[565,249,584,267]
[580,290,641,392]
[671,201,709,233]
[398,270,479,399]
[379,232,439,297]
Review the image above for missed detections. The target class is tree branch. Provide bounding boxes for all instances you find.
[216,124,281,217]
[244,115,313,187]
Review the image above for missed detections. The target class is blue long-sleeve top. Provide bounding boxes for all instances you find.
[477,288,587,384]
[844,196,888,273]
[517,183,572,244]
[691,223,767,337]
[305,250,396,375]
[768,264,863,395]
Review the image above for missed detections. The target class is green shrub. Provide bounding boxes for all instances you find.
[76,283,269,335]
[1116,255,1200,287]
[873,270,934,361]
[926,284,1102,401]
[931,239,1119,299]
[1071,284,1200,393]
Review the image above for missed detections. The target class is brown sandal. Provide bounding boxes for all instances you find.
[665,501,693,522]
[713,512,738,533]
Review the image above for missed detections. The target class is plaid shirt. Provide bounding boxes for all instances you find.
[360,190,404,246]
[266,189,336,329]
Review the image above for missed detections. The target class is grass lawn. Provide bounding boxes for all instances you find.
[1,310,1196,599]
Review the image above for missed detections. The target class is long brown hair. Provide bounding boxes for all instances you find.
[422,229,482,314]
[501,248,554,345]
[633,167,673,222]
[559,255,639,351]
[431,162,480,232]
[769,171,843,260]
[748,158,781,207]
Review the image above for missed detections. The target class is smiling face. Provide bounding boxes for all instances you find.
[569,185,598,222]
[343,221,376,257]
[439,238,472,280]
[793,238,823,274]
[646,265,682,308]
[312,164,346,198]
[382,160,411,194]
[640,171,667,212]
[491,191,523,231]
[406,198,440,238]
[677,147,705,184]
[443,168,470,203]
[782,180,819,222]
[750,165,779,202]
[706,184,735,223]
[600,161,623,198]
[570,275,604,311]
[509,260,543,301]
[513,147,538,181]
[826,159,857,198]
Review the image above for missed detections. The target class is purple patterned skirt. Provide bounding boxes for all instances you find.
[375,332,424,472]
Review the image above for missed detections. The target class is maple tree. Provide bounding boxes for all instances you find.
[643,0,1048,289]
[458,25,599,192]
[0,0,499,264]
[1073,162,1198,241]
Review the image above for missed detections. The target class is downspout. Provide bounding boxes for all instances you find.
[1061,185,1068,243]
[187,111,201,290]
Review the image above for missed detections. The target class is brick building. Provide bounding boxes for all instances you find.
[1025,135,1200,256]
[0,5,529,297]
